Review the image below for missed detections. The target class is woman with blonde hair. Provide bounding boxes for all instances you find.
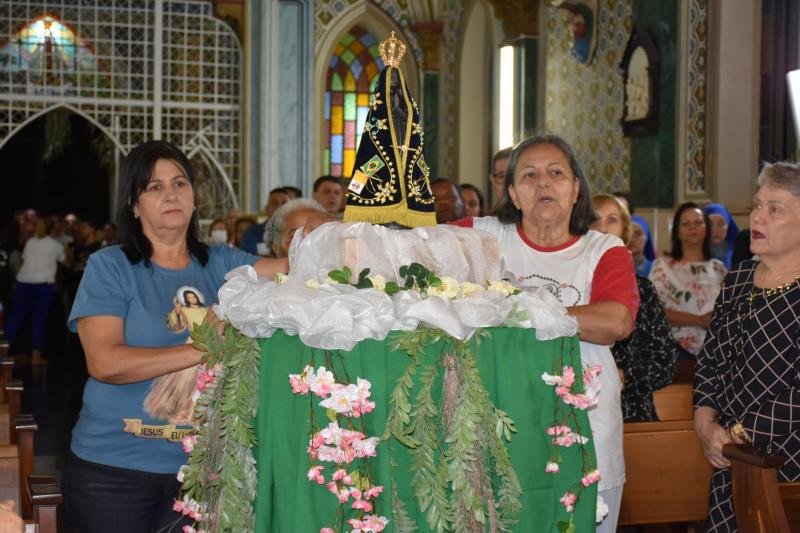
[592,194,679,421]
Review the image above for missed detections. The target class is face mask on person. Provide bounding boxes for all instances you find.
[210,229,228,245]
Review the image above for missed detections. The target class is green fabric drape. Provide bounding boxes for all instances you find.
[253,328,597,532]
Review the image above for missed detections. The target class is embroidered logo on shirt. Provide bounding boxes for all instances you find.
[518,274,582,306]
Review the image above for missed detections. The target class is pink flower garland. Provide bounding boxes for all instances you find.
[173,363,221,529]
[541,363,603,518]
[289,365,389,533]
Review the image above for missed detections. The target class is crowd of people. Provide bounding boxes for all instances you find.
[0,209,118,365]
[2,133,796,532]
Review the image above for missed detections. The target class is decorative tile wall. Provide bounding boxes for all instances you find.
[544,0,633,193]
[682,0,707,196]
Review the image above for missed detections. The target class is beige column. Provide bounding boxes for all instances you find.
[706,0,761,211]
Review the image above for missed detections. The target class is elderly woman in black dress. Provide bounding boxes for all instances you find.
[694,161,800,531]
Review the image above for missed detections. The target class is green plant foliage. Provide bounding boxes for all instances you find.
[386,329,522,532]
[327,267,375,289]
[180,321,261,533]
[399,262,441,291]
[382,357,420,448]
[327,266,355,285]
[392,477,419,533]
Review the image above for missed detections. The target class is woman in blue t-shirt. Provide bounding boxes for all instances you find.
[64,140,292,533]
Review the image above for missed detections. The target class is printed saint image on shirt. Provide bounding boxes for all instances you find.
[142,286,207,426]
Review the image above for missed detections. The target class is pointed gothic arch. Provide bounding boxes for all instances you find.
[0,102,126,156]
[0,1,243,216]
[313,3,421,180]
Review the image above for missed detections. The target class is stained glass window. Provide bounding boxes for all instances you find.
[324,25,385,178]
[0,15,96,91]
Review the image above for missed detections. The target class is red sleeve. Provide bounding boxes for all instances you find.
[589,246,639,324]
[448,217,474,228]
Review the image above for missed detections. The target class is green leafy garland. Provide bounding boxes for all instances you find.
[177,322,261,533]
[383,328,522,533]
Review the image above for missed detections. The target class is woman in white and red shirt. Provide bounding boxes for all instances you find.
[454,134,638,532]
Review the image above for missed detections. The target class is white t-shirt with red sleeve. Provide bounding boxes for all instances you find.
[458,216,639,491]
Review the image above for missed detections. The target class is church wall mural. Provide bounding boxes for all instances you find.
[544,0,633,195]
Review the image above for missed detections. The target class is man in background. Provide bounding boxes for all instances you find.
[431,178,465,224]
[239,186,293,255]
[489,147,512,210]
[312,176,345,217]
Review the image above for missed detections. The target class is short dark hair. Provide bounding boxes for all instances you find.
[283,186,302,198]
[313,175,342,193]
[492,147,512,169]
[432,177,457,187]
[460,183,485,212]
[668,201,711,261]
[495,134,597,235]
[116,140,208,266]
[269,186,287,196]
[432,178,464,199]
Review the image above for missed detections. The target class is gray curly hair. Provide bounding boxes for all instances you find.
[263,198,327,256]
[757,161,800,198]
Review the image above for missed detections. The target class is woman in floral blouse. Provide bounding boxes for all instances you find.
[649,202,727,358]
[592,194,678,421]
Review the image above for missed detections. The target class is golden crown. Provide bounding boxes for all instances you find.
[379,31,406,67]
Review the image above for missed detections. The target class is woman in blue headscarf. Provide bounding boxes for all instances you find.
[704,203,740,269]
[629,215,655,277]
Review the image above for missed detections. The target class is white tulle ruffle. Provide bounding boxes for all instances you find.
[216,222,578,350]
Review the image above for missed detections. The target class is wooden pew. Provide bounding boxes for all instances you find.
[653,382,694,421]
[620,418,712,525]
[0,354,13,403]
[723,443,800,533]
[0,340,61,529]
[28,475,62,533]
[0,416,62,533]
[0,379,23,445]
[619,383,713,525]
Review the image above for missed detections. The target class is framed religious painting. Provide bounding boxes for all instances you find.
[620,21,660,136]
[550,0,599,64]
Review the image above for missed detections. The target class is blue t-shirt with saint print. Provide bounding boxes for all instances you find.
[68,244,258,474]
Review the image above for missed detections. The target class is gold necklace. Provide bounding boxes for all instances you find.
[748,274,800,302]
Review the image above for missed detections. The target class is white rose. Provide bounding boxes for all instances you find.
[428,276,460,299]
[460,282,484,297]
[487,280,517,296]
[274,272,287,284]
[306,278,320,289]
[369,274,386,291]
